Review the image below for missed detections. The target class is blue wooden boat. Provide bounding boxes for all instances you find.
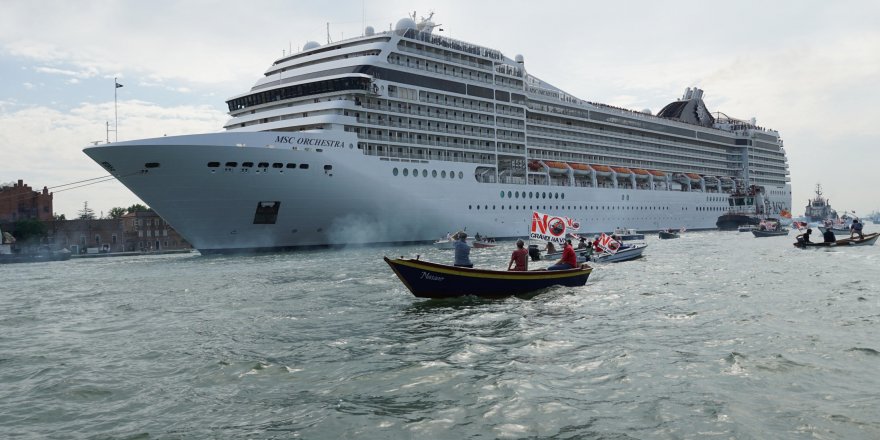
[384,257,592,299]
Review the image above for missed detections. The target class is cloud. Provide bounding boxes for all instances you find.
[22,82,34,89]
[35,65,99,79]
[0,99,227,217]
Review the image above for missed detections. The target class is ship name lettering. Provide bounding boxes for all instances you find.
[420,272,444,282]
[274,136,344,148]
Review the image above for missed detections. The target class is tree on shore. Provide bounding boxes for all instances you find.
[53,213,66,221]
[108,207,127,219]
[12,219,47,242]
[127,203,149,213]
[78,202,96,220]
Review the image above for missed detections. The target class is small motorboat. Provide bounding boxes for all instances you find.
[738,225,756,232]
[591,243,648,263]
[793,232,879,248]
[658,230,679,239]
[384,257,592,299]
[751,229,789,237]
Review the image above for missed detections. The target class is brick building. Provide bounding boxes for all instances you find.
[47,210,191,253]
[0,179,53,222]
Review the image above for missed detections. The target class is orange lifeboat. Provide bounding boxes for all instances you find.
[568,162,592,175]
[528,160,542,171]
[611,166,632,176]
[590,164,612,176]
[544,161,569,174]
[647,169,666,177]
[631,168,651,179]
[686,173,702,180]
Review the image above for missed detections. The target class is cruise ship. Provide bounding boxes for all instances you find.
[84,14,792,253]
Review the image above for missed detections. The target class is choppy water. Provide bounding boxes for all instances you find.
[2,231,880,439]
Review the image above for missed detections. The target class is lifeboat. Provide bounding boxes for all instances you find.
[611,166,632,176]
[631,168,651,179]
[568,162,592,176]
[590,164,612,176]
[647,169,666,178]
[527,160,543,172]
[543,161,570,174]
[686,173,702,180]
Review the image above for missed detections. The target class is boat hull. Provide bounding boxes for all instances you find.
[84,131,790,253]
[716,214,760,231]
[658,231,679,239]
[592,244,647,263]
[793,232,879,248]
[751,229,789,237]
[384,257,591,298]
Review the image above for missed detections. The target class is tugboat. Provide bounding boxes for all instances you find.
[716,185,770,230]
[804,183,838,224]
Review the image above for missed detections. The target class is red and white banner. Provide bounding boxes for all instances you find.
[595,233,620,254]
[529,211,580,244]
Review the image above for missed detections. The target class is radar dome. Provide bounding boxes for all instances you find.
[364,26,375,36]
[395,17,417,32]
[515,54,524,64]
[641,108,652,115]
[302,41,320,51]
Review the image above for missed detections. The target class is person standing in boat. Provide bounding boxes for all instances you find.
[453,232,473,268]
[547,239,577,270]
[507,239,528,271]
[544,241,556,254]
[850,219,864,240]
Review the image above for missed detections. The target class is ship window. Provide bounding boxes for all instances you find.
[561,193,565,200]
[253,201,281,225]
[422,170,427,177]
[286,163,296,168]
[393,168,399,176]
[403,168,409,176]
[500,191,505,198]
[207,162,220,168]
[441,170,446,178]
[299,164,309,169]
[272,163,283,168]
[258,162,269,168]
[324,165,333,171]
[412,168,418,176]
[458,172,463,179]
[226,162,238,167]
[242,162,254,168]
[449,171,454,179]
[477,205,480,210]
[143,162,160,168]
[432,170,437,178]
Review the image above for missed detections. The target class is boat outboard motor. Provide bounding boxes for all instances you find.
[528,244,541,261]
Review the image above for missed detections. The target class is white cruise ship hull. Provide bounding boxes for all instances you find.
[85,131,787,253]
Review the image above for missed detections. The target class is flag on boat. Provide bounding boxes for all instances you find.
[529,211,580,244]
[594,233,620,254]
[779,209,792,219]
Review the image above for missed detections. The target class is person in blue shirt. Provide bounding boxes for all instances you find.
[453,232,473,268]
[850,219,864,239]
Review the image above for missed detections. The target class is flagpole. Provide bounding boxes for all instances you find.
[114,77,118,142]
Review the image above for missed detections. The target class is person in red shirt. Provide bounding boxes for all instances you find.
[507,239,529,271]
[547,239,577,270]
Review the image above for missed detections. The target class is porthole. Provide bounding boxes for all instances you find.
[299,164,309,169]
[413,168,418,176]
[242,162,253,168]
[515,191,519,198]
[272,163,283,168]
[449,172,454,180]
[226,161,238,167]
[432,170,437,177]
[422,169,427,177]
[258,162,269,168]
[324,165,333,171]
[542,192,546,199]
[207,162,220,168]
[529,192,533,198]
[403,168,409,176]
[393,168,399,176]
[561,193,565,200]
[441,170,447,178]
[458,171,463,179]
[500,191,505,198]
[477,205,480,210]
[286,163,296,168]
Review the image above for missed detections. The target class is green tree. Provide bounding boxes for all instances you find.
[127,203,149,213]
[13,219,47,241]
[53,213,66,221]
[108,207,127,219]
[78,201,96,220]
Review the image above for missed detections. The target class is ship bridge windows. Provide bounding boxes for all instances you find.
[227,77,372,112]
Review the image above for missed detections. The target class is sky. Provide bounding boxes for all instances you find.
[2,0,879,219]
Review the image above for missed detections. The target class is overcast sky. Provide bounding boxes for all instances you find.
[2,0,879,219]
